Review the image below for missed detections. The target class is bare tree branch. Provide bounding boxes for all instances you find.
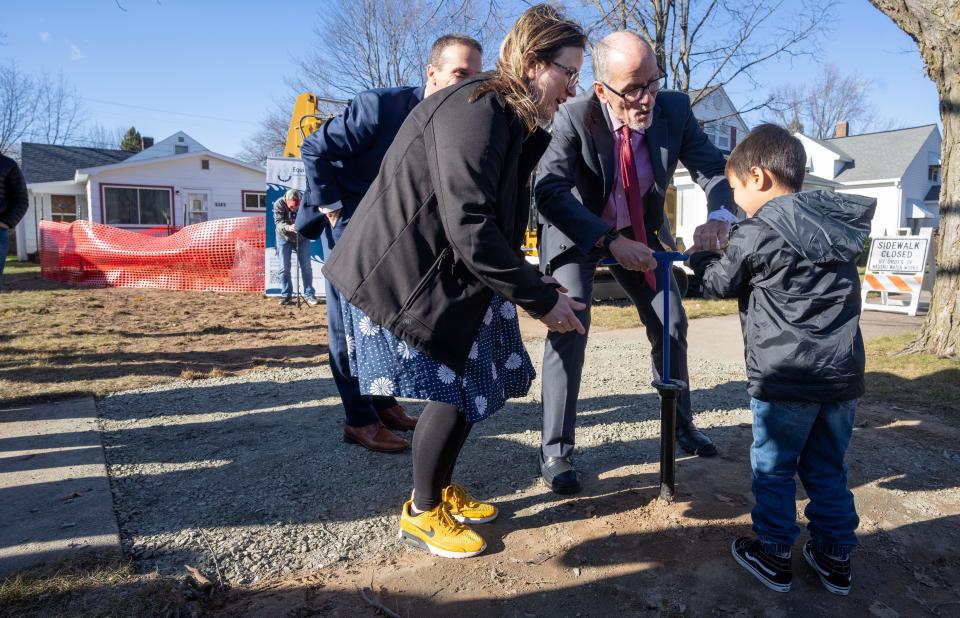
[34,71,85,145]
[0,61,38,155]
[765,64,889,138]
[585,0,831,117]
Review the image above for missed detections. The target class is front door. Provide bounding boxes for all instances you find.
[183,190,209,226]
[51,195,78,223]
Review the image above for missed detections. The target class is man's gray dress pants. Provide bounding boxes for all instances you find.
[540,251,692,459]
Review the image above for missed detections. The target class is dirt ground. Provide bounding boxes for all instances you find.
[202,399,959,618]
[4,267,960,617]
[0,270,328,405]
[0,268,733,406]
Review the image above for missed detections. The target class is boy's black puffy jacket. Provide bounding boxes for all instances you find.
[1,154,29,229]
[690,190,876,402]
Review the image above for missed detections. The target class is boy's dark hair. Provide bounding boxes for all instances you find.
[428,34,483,67]
[726,123,807,192]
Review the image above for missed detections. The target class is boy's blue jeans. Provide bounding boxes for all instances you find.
[750,397,859,558]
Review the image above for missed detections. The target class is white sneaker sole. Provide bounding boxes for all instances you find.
[450,511,498,524]
[398,528,486,559]
[731,540,792,593]
[802,544,851,596]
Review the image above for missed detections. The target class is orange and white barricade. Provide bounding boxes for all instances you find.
[861,235,935,316]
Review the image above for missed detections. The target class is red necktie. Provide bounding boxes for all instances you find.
[619,125,657,290]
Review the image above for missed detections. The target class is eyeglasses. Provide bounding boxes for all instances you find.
[602,72,666,103]
[550,60,580,90]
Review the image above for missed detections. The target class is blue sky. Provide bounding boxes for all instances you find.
[2,0,940,157]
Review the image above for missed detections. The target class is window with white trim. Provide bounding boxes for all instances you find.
[242,191,267,211]
[703,121,731,151]
[103,186,171,225]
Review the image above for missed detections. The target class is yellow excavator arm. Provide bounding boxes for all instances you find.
[283,93,324,158]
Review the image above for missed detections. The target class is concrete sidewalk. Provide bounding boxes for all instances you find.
[685,309,923,363]
[521,308,924,364]
[0,397,120,578]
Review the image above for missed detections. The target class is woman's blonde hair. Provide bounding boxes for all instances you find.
[472,4,586,132]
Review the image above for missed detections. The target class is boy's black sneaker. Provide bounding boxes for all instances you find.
[731,537,792,593]
[803,540,851,595]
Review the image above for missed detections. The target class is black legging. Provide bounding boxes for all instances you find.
[411,401,473,512]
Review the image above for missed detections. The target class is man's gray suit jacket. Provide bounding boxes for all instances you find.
[534,90,736,271]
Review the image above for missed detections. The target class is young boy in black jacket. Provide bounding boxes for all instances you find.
[690,124,875,595]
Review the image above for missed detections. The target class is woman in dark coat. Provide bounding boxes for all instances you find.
[322,4,587,558]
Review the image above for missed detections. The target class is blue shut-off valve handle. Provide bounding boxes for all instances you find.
[652,251,687,383]
[601,251,687,382]
[601,251,687,503]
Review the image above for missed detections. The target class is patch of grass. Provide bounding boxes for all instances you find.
[0,553,184,617]
[3,257,40,276]
[865,334,960,413]
[590,297,739,330]
[1,276,328,405]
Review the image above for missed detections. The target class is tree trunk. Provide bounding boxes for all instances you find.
[870,0,960,357]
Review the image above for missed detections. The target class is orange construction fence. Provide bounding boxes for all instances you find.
[40,218,265,293]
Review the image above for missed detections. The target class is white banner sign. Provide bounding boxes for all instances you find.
[264,157,324,297]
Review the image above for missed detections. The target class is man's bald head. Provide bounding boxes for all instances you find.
[592,31,656,83]
[592,31,663,131]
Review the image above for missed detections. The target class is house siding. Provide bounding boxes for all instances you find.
[88,156,265,227]
[898,129,942,230]
[672,173,708,247]
[835,183,901,237]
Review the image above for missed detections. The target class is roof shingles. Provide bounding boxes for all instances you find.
[20,143,135,184]
[826,125,938,183]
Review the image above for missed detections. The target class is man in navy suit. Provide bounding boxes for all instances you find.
[300,34,483,453]
[534,31,739,493]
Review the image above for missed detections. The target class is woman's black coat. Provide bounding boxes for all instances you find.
[322,75,558,372]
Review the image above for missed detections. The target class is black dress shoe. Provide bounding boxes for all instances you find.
[677,426,718,457]
[539,451,582,494]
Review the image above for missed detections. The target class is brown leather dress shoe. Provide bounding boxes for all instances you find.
[376,405,418,431]
[343,422,409,453]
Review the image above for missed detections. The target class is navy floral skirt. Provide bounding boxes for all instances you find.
[342,295,535,423]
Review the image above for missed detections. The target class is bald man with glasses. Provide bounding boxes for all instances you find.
[533,31,738,494]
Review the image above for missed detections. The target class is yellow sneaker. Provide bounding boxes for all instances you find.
[443,483,498,524]
[398,500,486,558]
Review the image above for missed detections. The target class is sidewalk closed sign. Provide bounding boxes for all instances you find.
[867,238,928,273]
[862,236,934,316]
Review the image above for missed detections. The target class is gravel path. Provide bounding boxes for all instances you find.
[98,331,751,585]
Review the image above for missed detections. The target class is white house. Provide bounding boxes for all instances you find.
[669,91,942,244]
[795,125,941,237]
[17,132,266,259]
[669,86,749,246]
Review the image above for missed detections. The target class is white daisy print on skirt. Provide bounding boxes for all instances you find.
[345,334,355,354]
[370,377,395,396]
[505,352,523,370]
[468,341,479,360]
[499,301,517,319]
[359,316,380,336]
[483,306,493,325]
[491,361,498,381]
[474,395,487,416]
[396,340,417,360]
[437,364,456,384]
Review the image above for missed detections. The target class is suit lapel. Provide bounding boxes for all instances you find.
[645,104,669,196]
[589,96,615,200]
